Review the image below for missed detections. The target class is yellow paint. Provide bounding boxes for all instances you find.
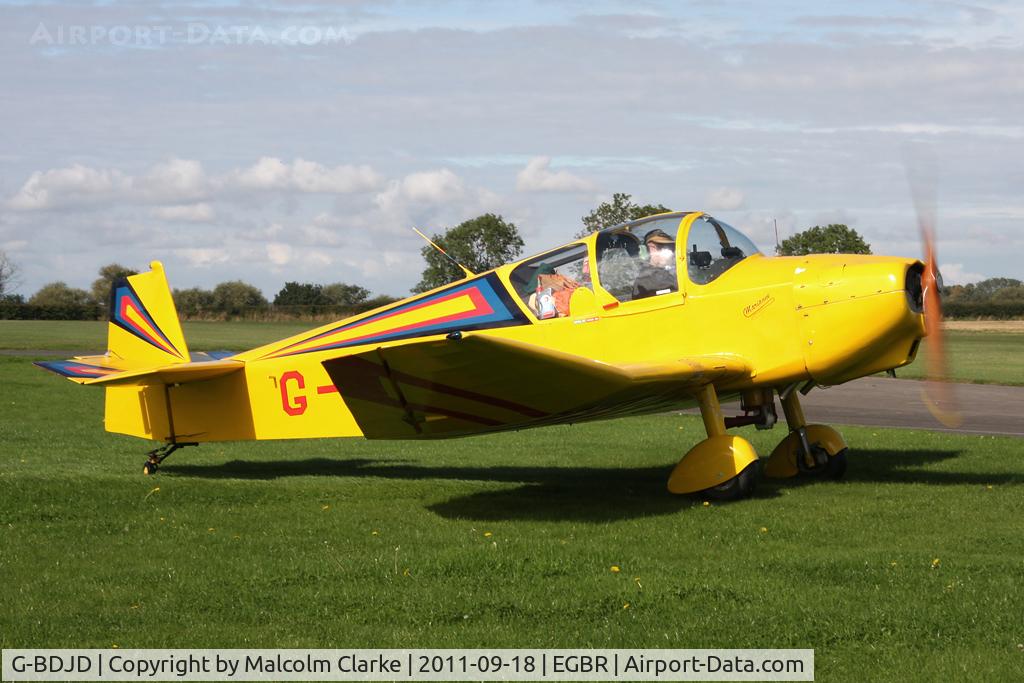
[42,212,928,494]
[667,435,759,493]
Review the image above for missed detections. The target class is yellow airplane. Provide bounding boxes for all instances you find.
[35,211,945,500]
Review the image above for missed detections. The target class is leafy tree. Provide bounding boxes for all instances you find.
[29,282,93,307]
[322,282,370,307]
[92,263,139,308]
[0,251,20,297]
[973,277,1023,300]
[577,192,671,238]
[273,282,330,307]
[212,280,268,316]
[414,213,524,293]
[173,287,216,317]
[945,278,1024,303]
[777,224,872,256]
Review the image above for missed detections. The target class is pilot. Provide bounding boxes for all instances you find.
[633,228,677,299]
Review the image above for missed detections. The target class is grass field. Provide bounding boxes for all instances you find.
[2,319,1022,386]
[1,354,1023,680]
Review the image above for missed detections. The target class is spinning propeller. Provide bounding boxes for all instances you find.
[906,148,962,428]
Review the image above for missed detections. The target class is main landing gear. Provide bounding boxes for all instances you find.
[667,385,847,500]
[142,442,197,475]
[667,384,760,501]
[763,390,847,480]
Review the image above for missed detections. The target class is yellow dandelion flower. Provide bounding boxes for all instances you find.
[931,558,940,569]
[622,602,630,609]
[702,501,710,507]
[986,485,993,490]
[371,530,379,536]
[759,527,768,533]
[207,527,215,532]
[610,565,621,573]
[483,531,493,538]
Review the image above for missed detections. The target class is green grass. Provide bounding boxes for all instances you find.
[2,355,1023,680]
[896,332,1024,386]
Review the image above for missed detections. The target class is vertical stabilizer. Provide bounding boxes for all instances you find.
[108,261,189,365]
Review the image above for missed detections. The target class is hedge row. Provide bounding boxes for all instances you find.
[943,302,1024,319]
[0,303,102,320]
[0,301,400,321]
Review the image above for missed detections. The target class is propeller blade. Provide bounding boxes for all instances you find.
[905,146,962,428]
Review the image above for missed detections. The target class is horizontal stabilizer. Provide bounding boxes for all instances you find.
[35,356,242,387]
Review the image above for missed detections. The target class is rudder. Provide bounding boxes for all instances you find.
[108,261,189,365]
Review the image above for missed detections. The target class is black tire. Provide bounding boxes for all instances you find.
[825,448,847,480]
[702,461,760,501]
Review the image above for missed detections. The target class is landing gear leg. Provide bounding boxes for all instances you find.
[142,442,196,475]
[764,391,847,479]
[668,384,760,500]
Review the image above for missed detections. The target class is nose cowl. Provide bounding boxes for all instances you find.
[794,256,926,385]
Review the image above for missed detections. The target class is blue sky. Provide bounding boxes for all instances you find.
[1,0,1022,297]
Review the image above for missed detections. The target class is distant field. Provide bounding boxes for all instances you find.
[1,354,1022,680]
[2,319,1021,386]
[0,319,316,352]
[894,331,1024,386]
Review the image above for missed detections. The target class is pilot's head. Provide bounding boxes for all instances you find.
[644,229,675,267]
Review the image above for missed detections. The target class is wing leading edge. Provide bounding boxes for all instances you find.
[322,334,751,439]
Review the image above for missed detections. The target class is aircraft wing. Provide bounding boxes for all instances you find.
[322,334,751,439]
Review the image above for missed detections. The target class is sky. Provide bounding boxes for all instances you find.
[1,0,1022,298]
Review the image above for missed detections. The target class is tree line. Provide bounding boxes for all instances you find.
[1,195,1020,320]
[0,261,399,321]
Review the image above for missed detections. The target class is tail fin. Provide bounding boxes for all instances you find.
[108,261,189,365]
[35,262,250,443]
[35,261,190,383]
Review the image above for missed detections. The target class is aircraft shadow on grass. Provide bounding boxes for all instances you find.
[162,447,1016,523]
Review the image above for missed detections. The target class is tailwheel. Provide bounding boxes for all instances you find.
[141,442,197,475]
[702,461,760,501]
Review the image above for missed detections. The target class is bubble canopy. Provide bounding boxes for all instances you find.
[597,212,762,288]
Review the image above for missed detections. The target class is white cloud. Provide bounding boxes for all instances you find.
[939,263,985,285]
[266,242,293,266]
[705,187,746,211]
[152,203,215,222]
[232,157,383,193]
[137,158,210,203]
[6,164,130,210]
[174,247,230,267]
[516,156,595,193]
[374,168,466,213]
[7,157,385,212]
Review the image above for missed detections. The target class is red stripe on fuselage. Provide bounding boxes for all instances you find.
[275,287,493,357]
